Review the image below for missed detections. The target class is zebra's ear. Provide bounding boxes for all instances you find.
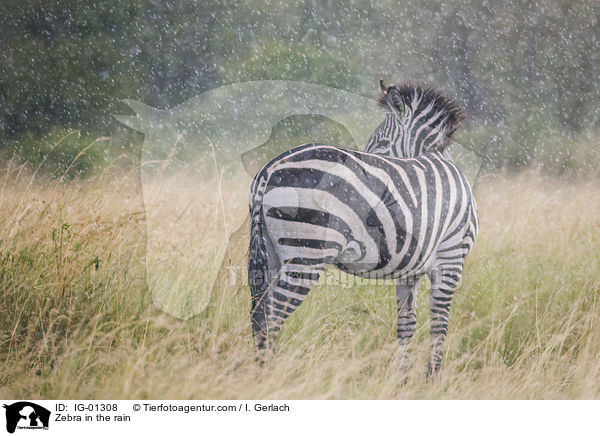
[376,81,403,116]
[379,79,387,95]
[385,86,405,117]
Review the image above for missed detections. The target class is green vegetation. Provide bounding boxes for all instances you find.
[1,1,599,175]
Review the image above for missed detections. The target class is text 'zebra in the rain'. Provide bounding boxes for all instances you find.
[248,80,478,376]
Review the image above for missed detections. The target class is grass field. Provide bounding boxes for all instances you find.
[1,160,599,399]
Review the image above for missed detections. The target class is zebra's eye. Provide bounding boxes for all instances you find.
[373,140,390,152]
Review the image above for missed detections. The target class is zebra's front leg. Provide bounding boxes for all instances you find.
[427,265,462,377]
[396,275,421,374]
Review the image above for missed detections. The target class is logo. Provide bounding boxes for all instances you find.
[114,80,486,320]
[3,402,50,434]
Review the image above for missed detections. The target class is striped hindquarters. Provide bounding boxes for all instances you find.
[253,143,475,280]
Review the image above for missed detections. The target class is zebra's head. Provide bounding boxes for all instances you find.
[365,80,465,158]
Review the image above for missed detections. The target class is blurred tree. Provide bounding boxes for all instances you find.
[0,0,598,174]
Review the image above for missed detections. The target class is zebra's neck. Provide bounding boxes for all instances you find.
[365,112,451,159]
[395,102,450,157]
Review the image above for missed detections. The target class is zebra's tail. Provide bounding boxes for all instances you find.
[248,171,278,350]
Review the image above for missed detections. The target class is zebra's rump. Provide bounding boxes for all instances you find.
[252,143,475,278]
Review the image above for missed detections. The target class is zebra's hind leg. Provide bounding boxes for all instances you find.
[260,261,325,362]
[249,266,279,366]
[427,264,463,378]
[396,275,422,375]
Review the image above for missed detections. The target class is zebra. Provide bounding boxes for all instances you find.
[247,80,478,376]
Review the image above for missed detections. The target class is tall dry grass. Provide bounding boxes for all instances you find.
[0,161,599,399]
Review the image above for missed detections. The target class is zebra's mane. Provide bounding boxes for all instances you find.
[377,83,466,151]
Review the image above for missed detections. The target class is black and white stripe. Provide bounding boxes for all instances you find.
[248,81,478,376]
